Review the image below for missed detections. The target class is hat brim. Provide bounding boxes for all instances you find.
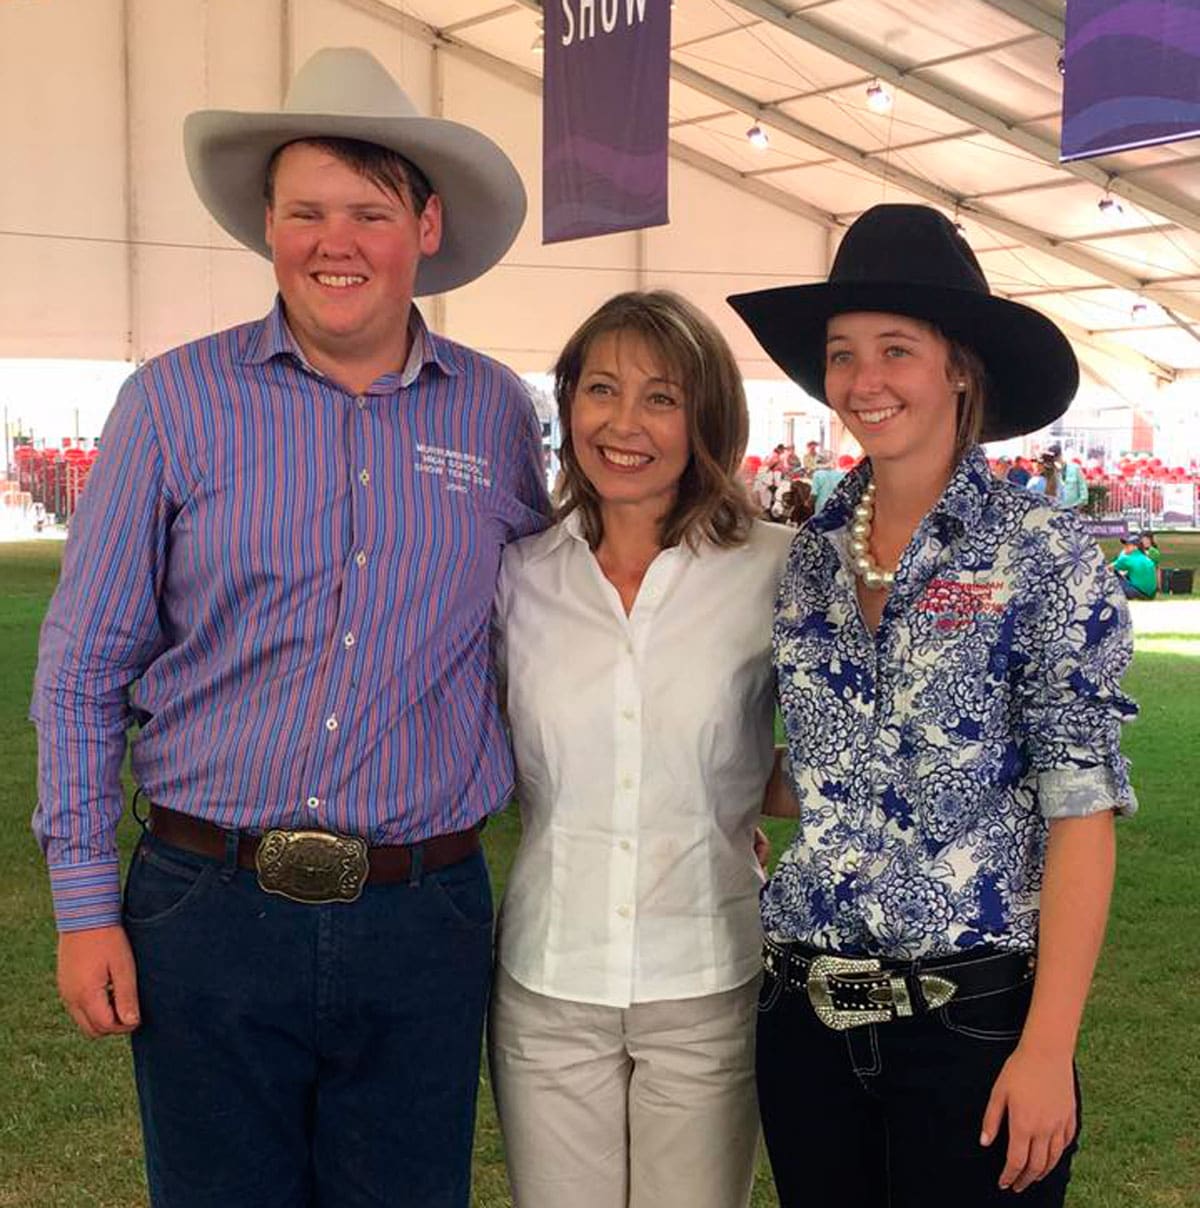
[183,111,527,296]
[728,281,1079,441]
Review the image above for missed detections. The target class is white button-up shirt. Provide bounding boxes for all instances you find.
[495,515,794,1007]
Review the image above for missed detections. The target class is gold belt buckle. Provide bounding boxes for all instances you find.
[255,829,369,904]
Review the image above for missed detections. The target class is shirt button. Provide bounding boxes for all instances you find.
[359,469,370,486]
[621,775,634,791]
[621,708,635,721]
[616,905,631,918]
[619,839,632,852]
[306,796,321,811]
[355,551,367,568]
[356,395,367,410]
[343,632,356,648]
[325,714,339,732]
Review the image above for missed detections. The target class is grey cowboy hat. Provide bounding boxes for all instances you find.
[728,204,1079,441]
[183,46,527,296]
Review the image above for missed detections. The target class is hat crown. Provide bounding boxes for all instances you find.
[830,204,989,296]
[283,47,420,120]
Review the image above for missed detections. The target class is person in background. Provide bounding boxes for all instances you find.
[1112,536,1157,599]
[801,438,824,476]
[810,454,852,513]
[1049,443,1088,510]
[31,47,547,1207]
[489,290,793,1208]
[1006,456,1032,488]
[787,477,815,526]
[1136,531,1161,567]
[730,203,1137,1208]
[1027,451,1058,499]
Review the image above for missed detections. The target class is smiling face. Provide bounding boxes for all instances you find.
[824,311,959,472]
[569,330,691,521]
[264,141,442,385]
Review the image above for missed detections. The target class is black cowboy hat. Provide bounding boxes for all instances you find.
[727,204,1079,441]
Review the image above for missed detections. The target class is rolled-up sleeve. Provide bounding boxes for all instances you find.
[1014,513,1138,821]
[31,373,172,930]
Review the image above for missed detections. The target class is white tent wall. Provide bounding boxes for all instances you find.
[1,0,130,361]
[0,0,831,382]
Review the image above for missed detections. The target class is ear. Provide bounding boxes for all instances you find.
[418,193,443,258]
[264,205,276,256]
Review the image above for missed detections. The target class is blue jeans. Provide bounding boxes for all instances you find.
[124,829,493,1208]
[756,960,1079,1207]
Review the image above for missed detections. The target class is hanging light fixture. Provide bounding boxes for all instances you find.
[865,80,893,114]
[746,124,770,150]
[1098,194,1124,217]
[1131,301,1151,324]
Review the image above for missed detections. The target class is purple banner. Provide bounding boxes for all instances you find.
[543,0,670,243]
[1061,0,1200,161]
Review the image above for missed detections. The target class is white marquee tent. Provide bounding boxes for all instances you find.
[2,0,1199,439]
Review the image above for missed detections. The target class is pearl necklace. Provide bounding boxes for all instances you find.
[849,482,896,591]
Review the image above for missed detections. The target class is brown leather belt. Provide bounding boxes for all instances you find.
[148,804,480,902]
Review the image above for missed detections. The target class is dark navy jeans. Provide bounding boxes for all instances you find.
[756,963,1080,1207]
[124,829,493,1208]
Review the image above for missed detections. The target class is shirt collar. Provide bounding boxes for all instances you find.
[243,296,464,389]
[525,508,698,567]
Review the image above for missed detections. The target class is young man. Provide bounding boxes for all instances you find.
[32,47,548,1207]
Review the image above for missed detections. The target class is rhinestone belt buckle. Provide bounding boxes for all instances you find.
[806,954,958,1030]
[255,829,369,904]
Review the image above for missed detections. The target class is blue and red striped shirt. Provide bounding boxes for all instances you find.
[32,300,550,931]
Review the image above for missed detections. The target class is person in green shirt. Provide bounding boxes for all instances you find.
[1137,531,1161,566]
[1112,538,1157,599]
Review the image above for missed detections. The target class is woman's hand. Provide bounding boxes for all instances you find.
[978,813,1113,1191]
[980,1043,1076,1192]
[753,826,770,871]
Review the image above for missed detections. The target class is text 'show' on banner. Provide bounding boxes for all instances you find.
[543,0,670,244]
[1061,0,1200,161]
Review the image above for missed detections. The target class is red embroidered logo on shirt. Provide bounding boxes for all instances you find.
[917,578,1005,631]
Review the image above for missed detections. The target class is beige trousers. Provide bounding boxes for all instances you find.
[488,966,761,1208]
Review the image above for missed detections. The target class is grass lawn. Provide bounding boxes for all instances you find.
[2,539,1197,1207]
[1098,532,1200,593]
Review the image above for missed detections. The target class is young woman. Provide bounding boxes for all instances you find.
[489,291,793,1208]
[729,204,1138,1208]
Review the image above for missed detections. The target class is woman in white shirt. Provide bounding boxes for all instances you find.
[489,291,793,1208]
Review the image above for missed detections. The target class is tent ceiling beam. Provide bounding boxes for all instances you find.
[667,142,838,228]
[341,0,837,233]
[973,0,1065,42]
[723,0,1200,235]
[1052,315,1175,381]
[442,5,522,36]
[1162,307,1200,348]
[669,61,1200,323]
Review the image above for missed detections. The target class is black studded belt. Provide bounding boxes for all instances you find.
[763,936,1035,1031]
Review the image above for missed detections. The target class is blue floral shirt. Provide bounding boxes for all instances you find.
[764,447,1138,959]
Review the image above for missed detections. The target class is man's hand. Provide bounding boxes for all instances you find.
[980,1044,1076,1193]
[57,925,141,1038]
